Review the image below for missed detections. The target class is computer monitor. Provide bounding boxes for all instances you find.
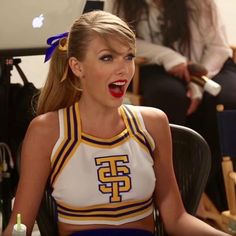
[84,0,104,13]
[0,0,87,57]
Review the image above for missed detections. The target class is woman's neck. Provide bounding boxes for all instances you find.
[78,102,125,139]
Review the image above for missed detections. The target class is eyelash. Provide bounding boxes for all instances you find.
[99,54,113,61]
[126,53,135,61]
[99,53,135,62]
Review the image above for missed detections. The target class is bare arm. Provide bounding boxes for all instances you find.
[141,106,229,236]
[198,0,232,78]
[3,112,59,236]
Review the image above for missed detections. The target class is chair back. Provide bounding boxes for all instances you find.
[170,124,211,213]
[36,187,58,236]
[217,107,236,159]
[156,124,211,235]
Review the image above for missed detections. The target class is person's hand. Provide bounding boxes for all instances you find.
[168,63,190,82]
[187,98,201,115]
[186,87,201,115]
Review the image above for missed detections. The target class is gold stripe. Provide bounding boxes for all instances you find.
[75,102,82,140]
[51,107,75,185]
[50,108,69,183]
[57,195,152,211]
[123,106,145,141]
[123,106,146,142]
[58,200,152,216]
[51,104,81,186]
[58,205,153,221]
[81,130,130,148]
[120,106,150,153]
[82,130,128,143]
[51,108,68,166]
[125,105,154,151]
[132,110,155,151]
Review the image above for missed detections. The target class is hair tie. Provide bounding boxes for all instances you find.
[44,32,69,62]
[58,38,68,51]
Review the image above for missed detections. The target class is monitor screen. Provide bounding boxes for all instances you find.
[84,0,104,13]
[0,0,87,57]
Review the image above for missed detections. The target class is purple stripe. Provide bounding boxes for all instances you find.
[51,104,78,185]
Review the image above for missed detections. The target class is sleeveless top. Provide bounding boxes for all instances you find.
[50,103,156,225]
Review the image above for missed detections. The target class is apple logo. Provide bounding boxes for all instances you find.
[32,14,44,28]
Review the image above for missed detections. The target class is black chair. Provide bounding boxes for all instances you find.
[170,124,211,214]
[36,186,59,236]
[0,142,15,231]
[18,124,211,236]
[155,124,211,235]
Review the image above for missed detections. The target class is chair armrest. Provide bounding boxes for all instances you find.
[132,57,147,94]
[229,172,236,185]
[125,57,147,105]
[222,157,236,215]
[231,45,236,63]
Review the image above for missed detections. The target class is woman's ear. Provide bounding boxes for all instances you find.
[68,57,84,77]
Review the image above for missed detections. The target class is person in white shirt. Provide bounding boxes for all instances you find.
[104,0,236,212]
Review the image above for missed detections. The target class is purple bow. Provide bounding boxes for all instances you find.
[44,32,69,62]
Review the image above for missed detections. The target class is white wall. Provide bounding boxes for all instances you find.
[11,0,236,88]
[11,55,48,88]
[215,0,236,45]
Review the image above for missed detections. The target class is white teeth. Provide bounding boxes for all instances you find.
[112,81,126,86]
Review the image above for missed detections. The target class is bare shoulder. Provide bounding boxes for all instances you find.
[22,111,59,156]
[136,106,169,131]
[132,105,170,146]
[27,111,59,138]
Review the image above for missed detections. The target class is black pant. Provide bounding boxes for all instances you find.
[140,58,236,211]
[188,58,236,211]
[140,65,190,125]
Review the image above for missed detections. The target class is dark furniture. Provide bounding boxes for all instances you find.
[217,106,236,234]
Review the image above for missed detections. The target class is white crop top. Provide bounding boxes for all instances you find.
[50,103,156,225]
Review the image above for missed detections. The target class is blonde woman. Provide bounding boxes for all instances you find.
[3,10,229,236]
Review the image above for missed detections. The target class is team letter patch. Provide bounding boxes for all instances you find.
[95,155,131,202]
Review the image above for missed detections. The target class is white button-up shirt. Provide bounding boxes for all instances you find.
[104,0,232,98]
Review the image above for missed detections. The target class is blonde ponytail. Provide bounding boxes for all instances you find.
[37,42,81,115]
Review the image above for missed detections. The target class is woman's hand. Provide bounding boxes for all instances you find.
[186,87,201,115]
[168,63,190,82]
[168,63,201,115]
[187,98,201,115]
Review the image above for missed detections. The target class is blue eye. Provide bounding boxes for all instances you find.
[126,53,135,61]
[99,54,113,61]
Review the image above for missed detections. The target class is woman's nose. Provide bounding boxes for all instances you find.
[115,59,130,76]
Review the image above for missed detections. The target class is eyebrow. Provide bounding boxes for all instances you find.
[98,47,134,55]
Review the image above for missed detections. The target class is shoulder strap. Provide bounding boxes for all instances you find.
[121,105,155,154]
[50,103,81,187]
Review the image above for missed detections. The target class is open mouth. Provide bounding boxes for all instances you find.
[108,80,126,98]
